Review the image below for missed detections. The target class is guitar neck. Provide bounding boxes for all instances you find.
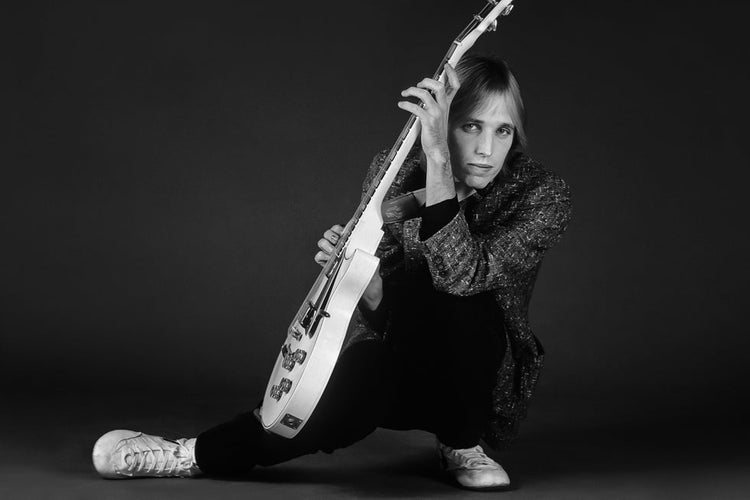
[320,0,515,273]
[270,0,518,440]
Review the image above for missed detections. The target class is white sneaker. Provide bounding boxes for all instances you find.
[437,441,510,490]
[92,430,201,479]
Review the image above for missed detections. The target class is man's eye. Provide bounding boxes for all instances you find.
[462,123,480,132]
[498,127,513,136]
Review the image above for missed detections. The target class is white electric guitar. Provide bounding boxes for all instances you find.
[259,0,517,438]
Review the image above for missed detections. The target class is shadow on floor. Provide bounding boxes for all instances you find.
[2,390,748,498]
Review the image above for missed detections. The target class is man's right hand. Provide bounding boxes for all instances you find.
[314,224,383,311]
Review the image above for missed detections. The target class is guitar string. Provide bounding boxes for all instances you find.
[297,1,509,324]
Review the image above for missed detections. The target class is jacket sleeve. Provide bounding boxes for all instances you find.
[360,150,403,276]
[421,173,572,296]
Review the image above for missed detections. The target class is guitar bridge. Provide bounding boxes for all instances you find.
[300,302,316,329]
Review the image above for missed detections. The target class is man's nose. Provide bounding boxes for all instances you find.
[475,132,493,157]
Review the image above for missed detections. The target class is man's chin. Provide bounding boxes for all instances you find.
[455,173,498,193]
[465,178,492,190]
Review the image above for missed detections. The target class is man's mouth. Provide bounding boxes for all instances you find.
[468,163,495,169]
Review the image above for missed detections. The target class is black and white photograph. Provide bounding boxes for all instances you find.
[3,0,748,498]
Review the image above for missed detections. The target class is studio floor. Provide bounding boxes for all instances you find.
[2,389,747,499]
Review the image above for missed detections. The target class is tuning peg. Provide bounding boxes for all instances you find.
[502,4,514,16]
[487,19,498,32]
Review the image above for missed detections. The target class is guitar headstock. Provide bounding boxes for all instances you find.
[458,0,515,44]
[485,0,514,32]
[431,0,515,81]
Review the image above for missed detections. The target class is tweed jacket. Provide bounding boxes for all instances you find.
[343,146,571,449]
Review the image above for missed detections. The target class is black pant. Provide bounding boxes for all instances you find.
[195,289,505,476]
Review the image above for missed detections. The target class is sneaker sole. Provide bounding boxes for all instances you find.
[454,480,513,492]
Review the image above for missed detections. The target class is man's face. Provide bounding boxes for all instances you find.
[448,92,516,192]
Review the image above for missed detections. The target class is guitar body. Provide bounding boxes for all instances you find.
[259,245,381,437]
[259,0,516,438]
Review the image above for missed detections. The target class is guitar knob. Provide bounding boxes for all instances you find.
[270,378,293,400]
[280,378,293,393]
[293,349,307,364]
[282,357,296,371]
[270,385,283,401]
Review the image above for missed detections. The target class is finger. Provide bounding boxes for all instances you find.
[417,79,447,107]
[324,229,340,245]
[401,87,437,111]
[397,100,429,121]
[330,224,344,235]
[314,251,329,266]
[444,63,461,100]
[317,238,334,254]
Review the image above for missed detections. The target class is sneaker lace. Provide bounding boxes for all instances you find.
[444,445,498,470]
[119,436,192,476]
[458,447,496,468]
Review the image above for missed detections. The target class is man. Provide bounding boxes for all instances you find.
[93,55,571,491]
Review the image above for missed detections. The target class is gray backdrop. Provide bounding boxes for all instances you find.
[4,1,748,426]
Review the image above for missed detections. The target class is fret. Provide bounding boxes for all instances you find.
[325,0,515,275]
[263,0,518,439]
